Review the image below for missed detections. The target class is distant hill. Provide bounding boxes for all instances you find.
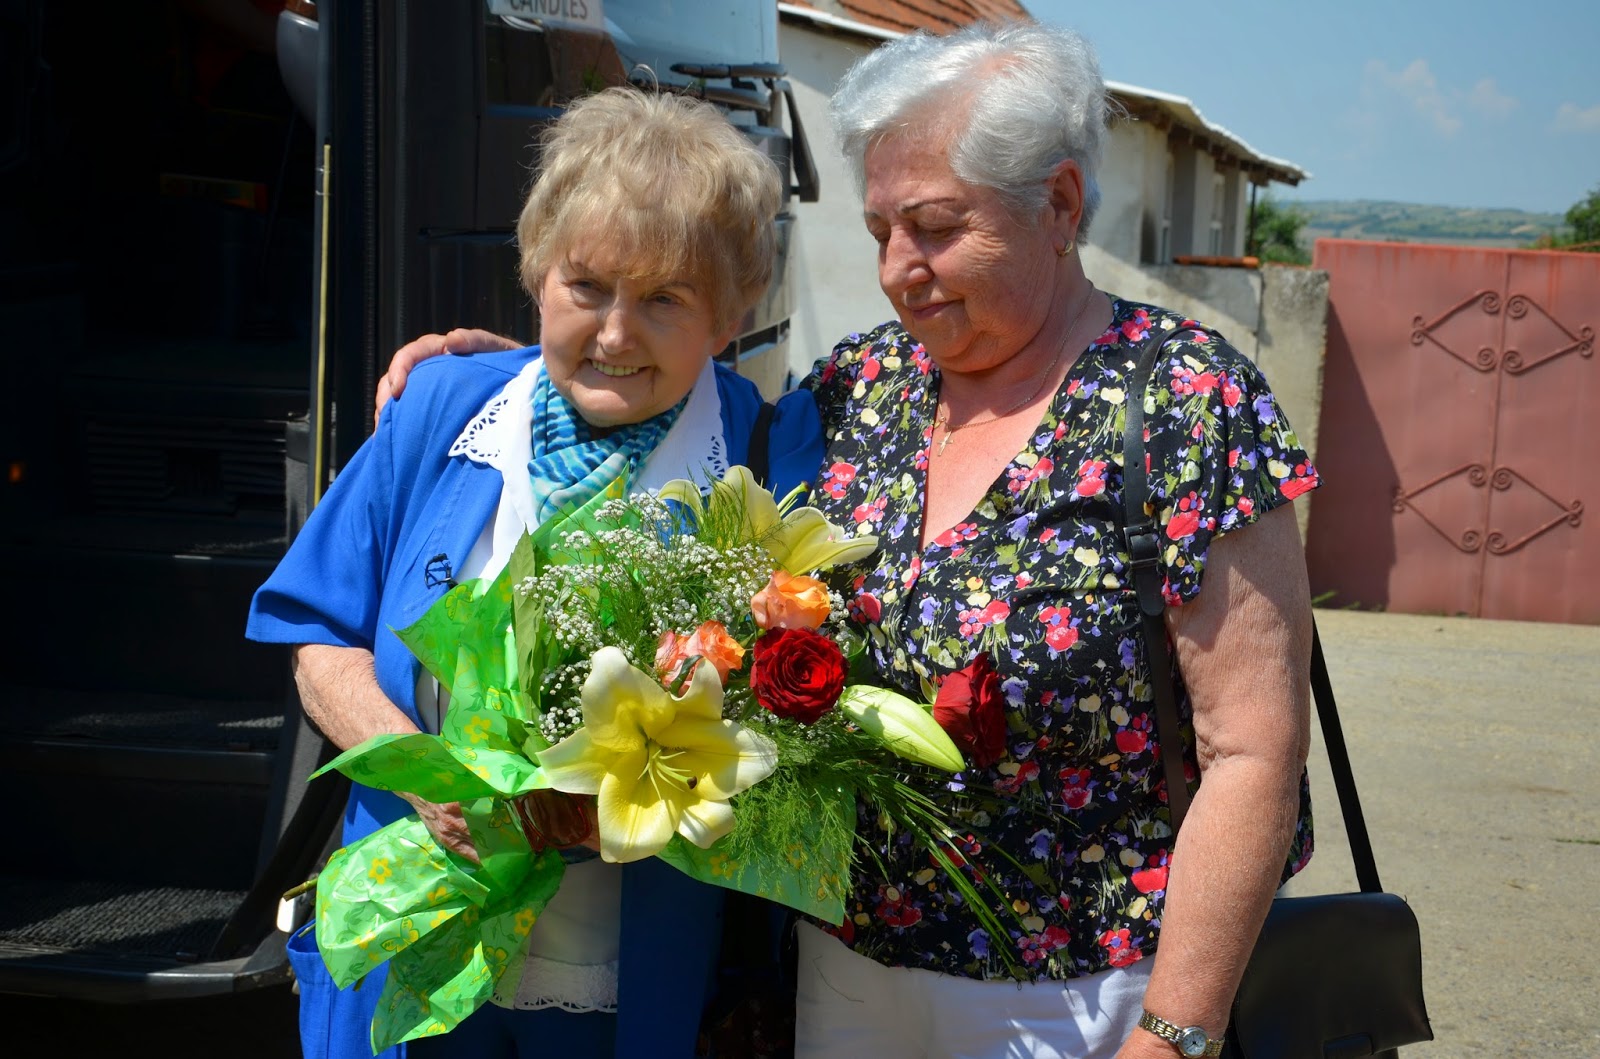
[1283,199,1567,249]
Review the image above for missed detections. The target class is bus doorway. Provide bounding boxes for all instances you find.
[0,0,811,1019]
[0,0,316,1000]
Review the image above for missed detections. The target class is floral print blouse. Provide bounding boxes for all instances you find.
[800,298,1320,982]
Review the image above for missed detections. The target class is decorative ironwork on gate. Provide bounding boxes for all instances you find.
[1401,288,1590,558]
[1307,240,1600,623]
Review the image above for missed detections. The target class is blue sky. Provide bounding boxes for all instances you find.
[1026,0,1600,214]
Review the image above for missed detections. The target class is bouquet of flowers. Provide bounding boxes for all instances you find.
[307,467,1002,1050]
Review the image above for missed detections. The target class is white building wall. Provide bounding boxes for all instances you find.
[1092,121,1178,265]
[1238,178,1253,257]
[1201,154,1224,256]
[1219,166,1243,256]
[1139,127,1171,264]
[1092,126,1146,263]
[1167,141,1194,258]
[777,23,893,382]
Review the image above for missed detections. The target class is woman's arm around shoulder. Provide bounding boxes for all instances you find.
[374,328,525,428]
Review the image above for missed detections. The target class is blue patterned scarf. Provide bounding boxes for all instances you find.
[526,370,685,526]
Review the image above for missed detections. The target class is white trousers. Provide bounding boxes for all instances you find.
[794,923,1153,1059]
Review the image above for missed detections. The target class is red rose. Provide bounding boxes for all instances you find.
[933,653,1008,768]
[751,627,847,725]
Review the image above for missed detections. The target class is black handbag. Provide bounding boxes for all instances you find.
[1121,326,1433,1059]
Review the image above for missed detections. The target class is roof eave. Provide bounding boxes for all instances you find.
[1107,79,1310,186]
[778,2,904,42]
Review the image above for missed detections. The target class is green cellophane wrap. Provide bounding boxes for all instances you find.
[655,786,853,924]
[310,557,565,1050]
[312,477,862,1051]
[313,803,565,1050]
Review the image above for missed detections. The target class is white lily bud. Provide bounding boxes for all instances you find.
[838,686,964,772]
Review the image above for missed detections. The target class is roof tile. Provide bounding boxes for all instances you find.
[831,0,1031,35]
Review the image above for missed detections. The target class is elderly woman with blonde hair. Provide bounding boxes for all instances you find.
[378,20,1324,1059]
[248,87,825,1059]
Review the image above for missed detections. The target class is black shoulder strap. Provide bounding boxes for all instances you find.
[747,401,776,486]
[1120,329,1192,835]
[1120,325,1384,893]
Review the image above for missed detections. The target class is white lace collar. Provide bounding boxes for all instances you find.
[448,356,729,576]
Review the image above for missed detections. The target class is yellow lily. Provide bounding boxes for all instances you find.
[659,465,879,574]
[537,647,778,863]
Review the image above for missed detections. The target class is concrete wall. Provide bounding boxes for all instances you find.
[1255,266,1329,465]
[1083,244,1261,356]
[777,23,893,381]
[1255,265,1329,539]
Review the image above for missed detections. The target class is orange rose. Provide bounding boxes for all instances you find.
[751,571,833,631]
[654,629,684,681]
[655,621,746,686]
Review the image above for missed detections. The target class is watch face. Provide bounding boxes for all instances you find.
[1178,1027,1210,1057]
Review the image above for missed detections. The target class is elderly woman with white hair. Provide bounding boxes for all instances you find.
[376,20,1323,1059]
[790,20,1320,1059]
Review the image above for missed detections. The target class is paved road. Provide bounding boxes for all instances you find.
[1285,609,1600,1058]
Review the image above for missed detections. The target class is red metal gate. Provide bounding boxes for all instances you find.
[1305,240,1598,624]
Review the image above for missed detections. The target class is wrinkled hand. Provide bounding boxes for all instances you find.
[401,793,480,864]
[513,789,602,854]
[375,328,523,428]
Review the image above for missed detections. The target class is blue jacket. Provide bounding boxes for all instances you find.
[248,347,824,1057]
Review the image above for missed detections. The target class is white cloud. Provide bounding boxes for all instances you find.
[1552,101,1600,133]
[1466,78,1517,120]
[1363,58,1461,136]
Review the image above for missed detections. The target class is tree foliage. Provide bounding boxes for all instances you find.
[1529,184,1600,251]
[1564,185,1600,247]
[1248,194,1311,265]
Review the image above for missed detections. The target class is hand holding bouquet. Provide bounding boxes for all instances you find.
[307,467,984,1048]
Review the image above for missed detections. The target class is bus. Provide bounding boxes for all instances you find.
[0,0,813,1004]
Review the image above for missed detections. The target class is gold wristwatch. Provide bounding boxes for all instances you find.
[1137,1010,1224,1057]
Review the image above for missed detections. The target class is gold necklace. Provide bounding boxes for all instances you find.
[933,285,1098,457]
